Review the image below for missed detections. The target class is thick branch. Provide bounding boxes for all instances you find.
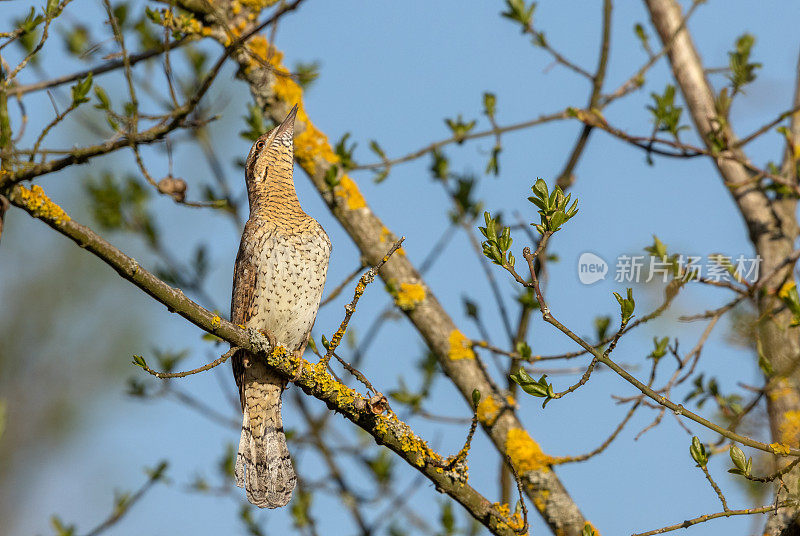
[644,2,800,533]
[174,4,590,533]
[7,183,522,536]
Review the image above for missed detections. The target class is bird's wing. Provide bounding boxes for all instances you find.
[231,222,259,410]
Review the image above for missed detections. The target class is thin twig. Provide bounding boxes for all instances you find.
[552,400,640,464]
[350,110,570,171]
[632,502,795,536]
[322,238,405,364]
[138,347,236,379]
[82,461,168,536]
[699,464,729,511]
[8,38,192,97]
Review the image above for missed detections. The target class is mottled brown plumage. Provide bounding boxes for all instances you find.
[231,105,331,508]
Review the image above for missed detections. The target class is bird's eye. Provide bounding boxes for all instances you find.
[255,140,265,150]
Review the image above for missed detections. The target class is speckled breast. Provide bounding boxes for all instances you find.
[248,224,331,352]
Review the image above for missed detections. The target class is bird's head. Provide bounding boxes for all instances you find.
[244,104,298,207]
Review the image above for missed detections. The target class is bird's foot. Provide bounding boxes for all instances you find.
[289,349,305,382]
[258,328,278,351]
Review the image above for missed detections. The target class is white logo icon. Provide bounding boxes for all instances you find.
[578,252,608,285]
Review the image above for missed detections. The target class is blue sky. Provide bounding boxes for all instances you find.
[3,0,800,535]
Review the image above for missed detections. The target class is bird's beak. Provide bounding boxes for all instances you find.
[275,104,298,140]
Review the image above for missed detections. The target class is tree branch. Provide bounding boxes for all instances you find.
[169,2,590,532]
[7,183,525,536]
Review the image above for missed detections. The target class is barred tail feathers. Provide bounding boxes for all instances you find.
[235,365,295,508]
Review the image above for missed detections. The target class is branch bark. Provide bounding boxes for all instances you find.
[644,1,800,533]
[6,183,523,536]
[172,2,590,534]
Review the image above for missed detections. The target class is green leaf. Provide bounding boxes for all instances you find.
[444,114,476,143]
[463,298,479,318]
[516,341,532,359]
[648,337,669,361]
[440,501,455,535]
[509,369,555,407]
[430,148,449,180]
[46,0,60,16]
[727,33,761,94]
[528,179,578,232]
[501,0,536,29]
[290,489,313,528]
[729,445,749,475]
[594,315,611,342]
[239,103,266,142]
[471,389,481,408]
[18,7,44,33]
[482,92,497,117]
[689,436,708,467]
[448,174,483,223]
[485,145,501,176]
[333,133,356,170]
[324,164,341,187]
[144,6,162,24]
[132,355,147,369]
[70,73,93,106]
[647,85,688,140]
[644,235,668,259]
[634,23,649,53]
[365,449,393,486]
[51,515,76,536]
[145,460,169,481]
[532,178,549,201]
[63,25,90,55]
[94,86,111,110]
[613,288,635,323]
[369,139,386,159]
[112,3,129,28]
[293,60,320,90]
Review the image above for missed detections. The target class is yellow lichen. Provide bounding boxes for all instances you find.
[238,0,281,10]
[532,489,550,514]
[394,282,426,310]
[771,442,792,455]
[161,9,205,36]
[294,125,339,171]
[778,280,796,300]
[492,502,525,532]
[476,395,501,426]
[15,185,70,224]
[242,38,374,218]
[374,411,442,468]
[210,315,221,329]
[335,175,367,210]
[447,330,475,361]
[295,360,357,406]
[506,427,553,473]
[248,40,349,179]
[768,380,795,402]
[779,410,800,446]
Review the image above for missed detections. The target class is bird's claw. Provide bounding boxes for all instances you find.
[258,328,278,350]
[289,350,304,382]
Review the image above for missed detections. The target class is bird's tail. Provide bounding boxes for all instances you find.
[234,367,295,508]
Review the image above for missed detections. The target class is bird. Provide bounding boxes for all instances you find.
[230,104,331,508]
